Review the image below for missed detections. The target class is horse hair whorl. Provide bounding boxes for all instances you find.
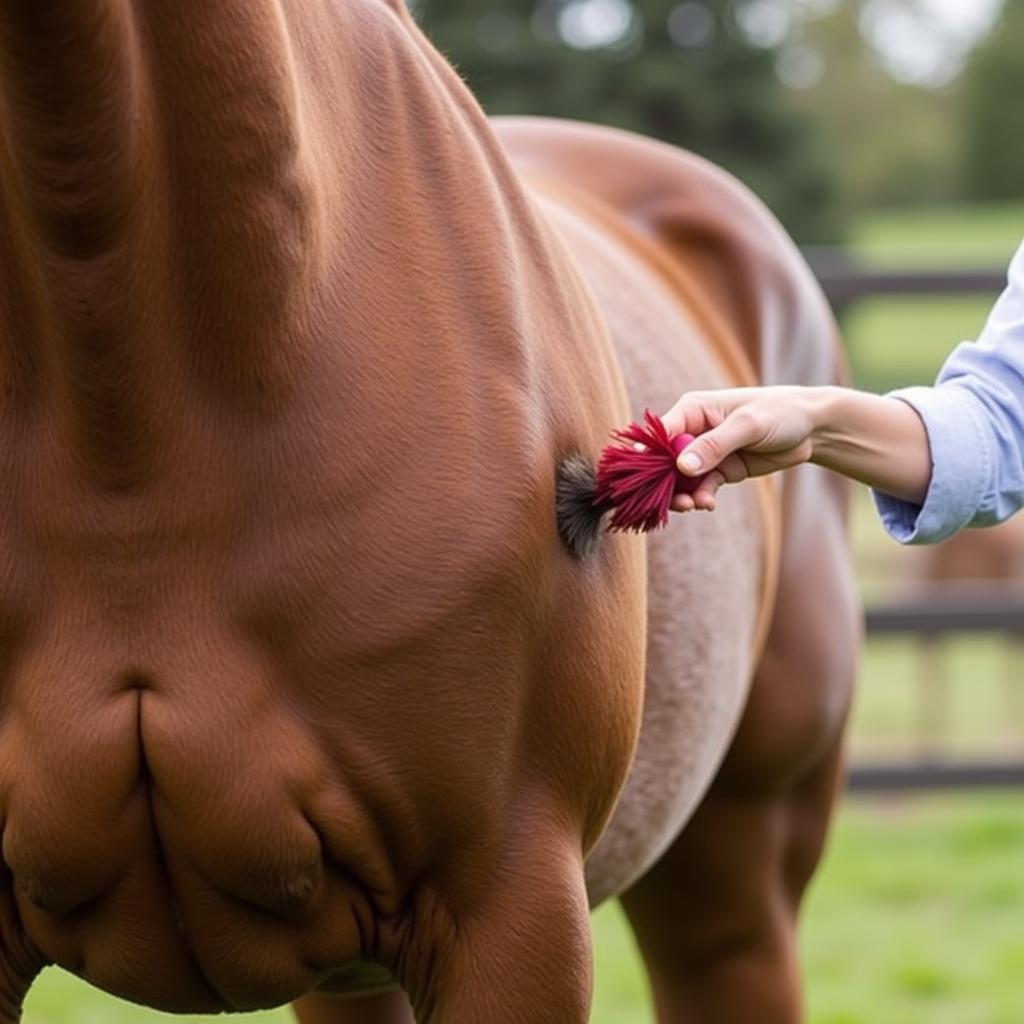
[556,454,610,560]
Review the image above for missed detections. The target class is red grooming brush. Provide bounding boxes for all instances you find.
[595,409,701,534]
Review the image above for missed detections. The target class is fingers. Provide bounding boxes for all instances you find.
[671,454,751,515]
[661,391,728,437]
[670,492,696,513]
[675,409,765,478]
[662,391,767,476]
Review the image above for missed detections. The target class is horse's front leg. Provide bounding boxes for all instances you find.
[0,881,45,1024]
[414,836,593,1024]
[294,829,592,1024]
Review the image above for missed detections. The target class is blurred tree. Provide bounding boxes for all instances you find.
[790,2,960,211]
[412,0,844,242]
[962,0,1024,201]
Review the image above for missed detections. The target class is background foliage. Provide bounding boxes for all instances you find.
[411,0,1021,243]
[962,0,1024,201]
[412,0,842,241]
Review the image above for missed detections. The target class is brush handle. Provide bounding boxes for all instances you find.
[670,433,700,496]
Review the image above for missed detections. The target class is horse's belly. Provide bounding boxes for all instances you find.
[530,188,768,903]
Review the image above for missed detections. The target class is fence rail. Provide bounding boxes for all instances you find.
[802,251,1023,792]
[850,590,1024,793]
[804,246,1006,303]
[849,761,1024,792]
[865,591,1024,637]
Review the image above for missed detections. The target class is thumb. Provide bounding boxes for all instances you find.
[676,411,762,476]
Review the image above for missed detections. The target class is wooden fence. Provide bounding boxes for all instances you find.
[806,249,1024,792]
[852,589,1024,792]
[804,246,1007,303]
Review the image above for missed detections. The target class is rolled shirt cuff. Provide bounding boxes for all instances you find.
[871,384,992,545]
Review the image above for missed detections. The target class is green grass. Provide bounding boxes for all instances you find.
[844,294,993,392]
[801,795,1024,1024]
[22,978,285,1024]
[849,201,1024,269]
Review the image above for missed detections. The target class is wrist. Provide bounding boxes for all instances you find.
[805,385,852,466]
[805,387,932,503]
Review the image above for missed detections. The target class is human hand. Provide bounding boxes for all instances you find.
[661,386,822,512]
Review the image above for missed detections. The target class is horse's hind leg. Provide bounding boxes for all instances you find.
[620,742,846,1022]
[292,990,415,1024]
[621,469,858,1023]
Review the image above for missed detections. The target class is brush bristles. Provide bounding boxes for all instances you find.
[556,455,611,559]
[595,410,694,534]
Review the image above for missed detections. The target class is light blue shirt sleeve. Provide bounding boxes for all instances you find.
[873,239,1024,544]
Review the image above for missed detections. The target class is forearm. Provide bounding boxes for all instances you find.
[808,387,933,505]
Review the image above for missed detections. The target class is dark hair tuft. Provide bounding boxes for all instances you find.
[556,455,610,560]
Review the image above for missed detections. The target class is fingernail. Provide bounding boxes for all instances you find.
[678,452,702,474]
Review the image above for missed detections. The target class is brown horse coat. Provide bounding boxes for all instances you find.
[0,3,858,1021]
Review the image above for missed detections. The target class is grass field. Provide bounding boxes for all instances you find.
[18,200,1024,1021]
[850,202,1024,270]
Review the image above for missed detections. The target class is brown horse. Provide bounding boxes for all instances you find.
[0,2,859,1022]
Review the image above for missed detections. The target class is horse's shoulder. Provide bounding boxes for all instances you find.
[494,116,841,388]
